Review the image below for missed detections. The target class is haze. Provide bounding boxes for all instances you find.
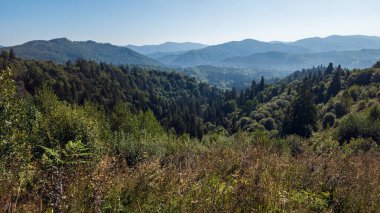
[1,0,379,46]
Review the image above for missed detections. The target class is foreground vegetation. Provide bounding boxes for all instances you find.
[1,52,380,212]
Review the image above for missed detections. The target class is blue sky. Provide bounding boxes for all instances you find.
[1,0,379,46]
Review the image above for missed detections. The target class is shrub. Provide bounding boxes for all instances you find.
[281,135,304,157]
[275,99,290,108]
[251,112,265,121]
[357,100,367,111]
[368,104,380,122]
[338,114,380,144]
[260,118,276,131]
[348,85,360,101]
[344,137,378,154]
[322,112,336,129]
[248,122,265,132]
[237,117,252,130]
[334,94,352,118]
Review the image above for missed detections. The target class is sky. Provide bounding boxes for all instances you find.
[1,0,379,46]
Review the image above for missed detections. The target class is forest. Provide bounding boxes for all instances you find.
[1,50,380,212]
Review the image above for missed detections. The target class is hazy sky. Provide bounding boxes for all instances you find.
[1,0,379,46]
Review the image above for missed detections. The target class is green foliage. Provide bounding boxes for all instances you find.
[368,104,380,122]
[326,70,342,101]
[348,85,360,101]
[1,55,235,138]
[3,38,161,66]
[32,88,104,158]
[261,118,276,131]
[322,112,336,129]
[282,80,317,137]
[343,137,378,154]
[40,140,91,167]
[338,113,380,144]
[4,50,380,211]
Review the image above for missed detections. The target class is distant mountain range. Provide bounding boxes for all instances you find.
[224,49,380,70]
[166,39,310,67]
[152,35,380,70]
[0,38,161,66]
[290,35,380,52]
[127,42,207,55]
[2,35,380,73]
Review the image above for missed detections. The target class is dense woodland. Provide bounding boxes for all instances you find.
[1,50,380,212]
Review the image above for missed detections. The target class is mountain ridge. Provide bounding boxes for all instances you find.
[153,35,380,69]
[223,49,380,71]
[127,42,207,55]
[0,38,162,66]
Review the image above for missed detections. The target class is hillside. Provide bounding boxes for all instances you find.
[224,49,380,71]
[166,39,310,66]
[0,49,380,212]
[291,35,380,52]
[156,35,380,71]
[127,41,207,55]
[2,50,380,211]
[1,38,162,66]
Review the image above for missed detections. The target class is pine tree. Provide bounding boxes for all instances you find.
[282,79,317,138]
[9,48,16,60]
[249,80,257,98]
[326,70,341,101]
[257,76,265,92]
[324,62,334,75]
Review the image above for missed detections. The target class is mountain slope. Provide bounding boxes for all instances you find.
[291,35,380,52]
[224,49,380,71]
[168,39,310,66]
[160,35,380,68]
[127,42,207,55]
[1,38,161,66]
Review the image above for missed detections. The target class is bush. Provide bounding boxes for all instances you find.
[368,104,380,122]
[260,118,276,131]
[275,99,290,108]
[251,112,265,121]
[334,100,350,118]
[247,122,265,132]
[281,135,304,157]
[344,137,378,154]
[348,85,360,101]
[237,117,252,130]
[357,100,367,111]
[322,112,336,129]
[338,114,380,144]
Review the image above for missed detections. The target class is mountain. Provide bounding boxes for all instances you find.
[224,49,380,71]
[127,42,207,55]
[1,38,161,66]
[291,35,380,52]
[159,35,380,70]
[166,39,310,66]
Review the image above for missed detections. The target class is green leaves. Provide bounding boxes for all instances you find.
[40,140,92,167]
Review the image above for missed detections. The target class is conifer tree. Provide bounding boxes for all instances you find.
[324,62,334,75]
[326,70,341,101]
[282,79,317,137]
[257,76,265,92]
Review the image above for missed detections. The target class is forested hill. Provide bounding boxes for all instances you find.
[2,50,380,140]
[0,38,162,66]
[0,51,232,138]
[2,50,380,211]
